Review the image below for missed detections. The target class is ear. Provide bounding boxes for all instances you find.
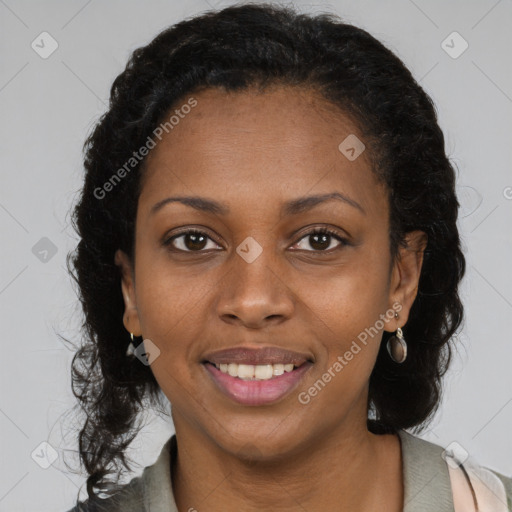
[114,249,142,337]
[385,230,428,331]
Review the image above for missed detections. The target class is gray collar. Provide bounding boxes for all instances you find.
[398,429,454,512]
[142,435,178,512]
[141,430,455,512]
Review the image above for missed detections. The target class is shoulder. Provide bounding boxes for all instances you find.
[488,468,512,509]
[397,429,512,512]
[65,435,177,512]
[64,475,146,512]
[397,429,455,511]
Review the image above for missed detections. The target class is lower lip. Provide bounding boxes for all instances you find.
[203,362,313,406]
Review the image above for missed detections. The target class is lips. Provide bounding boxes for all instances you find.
[202,346,313,406]
[203,346,312,366]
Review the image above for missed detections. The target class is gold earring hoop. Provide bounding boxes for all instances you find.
[126,332,136,357]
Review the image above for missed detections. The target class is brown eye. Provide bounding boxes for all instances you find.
[292,228,347,252]
[164,230,221,252]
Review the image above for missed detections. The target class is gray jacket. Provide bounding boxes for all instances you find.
[66,429,512,511]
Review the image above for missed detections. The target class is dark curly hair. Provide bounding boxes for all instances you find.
[65,2,466,505]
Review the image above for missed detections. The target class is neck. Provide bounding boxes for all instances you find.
[171,417,403,512]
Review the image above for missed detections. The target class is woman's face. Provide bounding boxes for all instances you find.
[116,85,425,458]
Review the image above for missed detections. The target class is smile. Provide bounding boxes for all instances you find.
[203,360,313,406]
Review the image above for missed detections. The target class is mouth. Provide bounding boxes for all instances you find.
[201,346,314,406]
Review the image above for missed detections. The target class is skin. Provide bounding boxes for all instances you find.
[115,85,427,512]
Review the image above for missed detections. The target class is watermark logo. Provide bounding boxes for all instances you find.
[31,441,58,469]
[236,236,263,263]
[31,32,58,59]
[441,31,468,59]
[134,338,161,366]
[32,237,58,263]
[442,441,469,469]
[338,134,365,161]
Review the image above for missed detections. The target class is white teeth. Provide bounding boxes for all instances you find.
[214,362,298,380]
[238,364,255,379]
[273,364,284,376]
[228,363,238,377]
[254,365,273,379]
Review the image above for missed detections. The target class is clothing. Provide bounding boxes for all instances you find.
[66,429,512,511]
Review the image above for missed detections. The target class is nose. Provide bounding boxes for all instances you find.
[215,247,295,329]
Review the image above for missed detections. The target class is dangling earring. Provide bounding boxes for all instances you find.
[126,332,136,357]
[387,313,407,363]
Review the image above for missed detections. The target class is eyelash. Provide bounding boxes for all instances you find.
[163,227,348,253]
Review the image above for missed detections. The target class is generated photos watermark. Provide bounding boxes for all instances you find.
[298,301,403,404]
[94,96,198,200]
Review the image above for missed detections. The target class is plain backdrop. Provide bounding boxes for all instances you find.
[0,0,511,510]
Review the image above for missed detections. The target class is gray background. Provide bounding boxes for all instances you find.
[0,0,511,510]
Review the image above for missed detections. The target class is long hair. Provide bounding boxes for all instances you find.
[66,3,465,504]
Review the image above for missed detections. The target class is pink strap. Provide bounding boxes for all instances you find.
[445,453,508,512]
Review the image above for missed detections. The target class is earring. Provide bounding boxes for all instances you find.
[126,332,136,357]
[387,313,407,363]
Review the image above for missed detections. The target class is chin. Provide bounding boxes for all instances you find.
[200,412,313,461]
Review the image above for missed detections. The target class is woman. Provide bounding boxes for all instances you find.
[65,3,511,511]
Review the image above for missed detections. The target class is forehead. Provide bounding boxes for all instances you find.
[138,85,385,217]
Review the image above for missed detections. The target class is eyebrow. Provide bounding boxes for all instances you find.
[149,192,365,217]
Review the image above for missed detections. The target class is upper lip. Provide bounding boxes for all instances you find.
[203,346,313,366]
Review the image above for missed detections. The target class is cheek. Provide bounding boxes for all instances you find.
[134,251,211,338]
[298,299,387,417]
[304,247,392,389]
[306,248,391,331]
[132,254,222,393]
